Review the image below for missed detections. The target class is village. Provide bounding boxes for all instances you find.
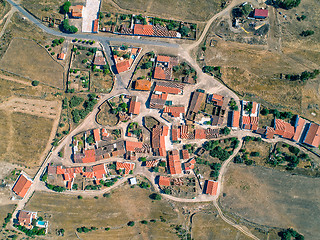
[1,0,319,238]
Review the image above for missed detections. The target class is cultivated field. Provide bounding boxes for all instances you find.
[102,0,223,22]
[25,186,181,239]
[0,38,64,88]
[221,164,320,239]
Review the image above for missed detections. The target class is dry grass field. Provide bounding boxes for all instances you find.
[96,101,119,126]
[221,164,320,239]
[241,140,272,166]
[25,186,181,239]
[102,0,223,22]
[0,38,64,89]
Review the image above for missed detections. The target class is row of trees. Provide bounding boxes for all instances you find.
[284,69,319,82]
[273,0,301,9]
[15,225,46,237]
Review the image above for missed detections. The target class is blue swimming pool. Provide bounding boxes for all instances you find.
[131,55,135,59]
[37,221,46,226]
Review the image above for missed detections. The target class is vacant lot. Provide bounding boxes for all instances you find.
[26,186,180,239]
[221,164,320,239]
[102,0,222,22]
[0,38,64,88]
[96,101,118,126]
[199,39,320,122]
[192,212,259,240]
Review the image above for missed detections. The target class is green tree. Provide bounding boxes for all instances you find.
[127,221,135,227]
[274,0,301,9]
[149,193,162,200]
[142,61,152,69]
[220,127,231,135]
[31,80,40,86]
[60,19,78,34]
[179,26,190,37]
[261,108,269,115]
[60,1,71,14]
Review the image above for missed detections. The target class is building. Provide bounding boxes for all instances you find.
[116,162,135,175]
[253,9,268,19]
[274,119,295,139]
[152,125,169,157]
[205,180,218,196]
[292,116,306,142]
[12,173,33,199]
[168,150,182,174]
[93,51,106,66]
[145,159,159,168]
[125,141,143,152]
[302,123,320,148]
[153,55,179,81]
[186,90,206,121]
[181,149,190,160]
[163,106,185,118]
[134,79,152,91]
[116,60,131,73]
[129,177,137,185]
[128,97,141,115]
[93,128,101,143]
[17,210,37,229]
[184,158,196,172]
[93,19,99,33]
[241,101,260,130]
[231,111,240,129]
[57,53,65,60]
[131,23,180,38]
[154,81,184,95]
[158,176,171,186]
[69,5,83,18]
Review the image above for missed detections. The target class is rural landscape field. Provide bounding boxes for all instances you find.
[0,0,319,239]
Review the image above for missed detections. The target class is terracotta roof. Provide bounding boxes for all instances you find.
[232,111,240,128]
[205,180,218,195]
[168,150,182,174]
[92,164,106,179]
[93,19,99,33]
[181,149,190,160]
[162,125,169,136]
[209,94,224,107]
[303,123,320,147]
[128,99,141,115]
[18,210,37,227]
[133,24,144,35]
[158,176,171,186]
[116,60,130,73]
[12,173,33,198]
[154,66,167,80]
[251,102,258,114]
[57,53,65,60]
[135,80,151,91]
[265,127,275,139]
[146,159,159,168]
[171,128,181,141]
[66,181,73,189]
[242,116,250,125]
[154,82,183,94]
[126,141,143,152]
[254,9,268,18]
[292,116,305,141]
[69,5,83,18]
[82,149,96,163]
[116,162,135,175]
[56,165,65,174]
[157,55,170,63]
[163,106,185,117]
[187,91,205,120]
[143,24,154,35]
[93,129,101,142]
[256,127,266,135]
[195,128,206,139]
[184,158,195,171]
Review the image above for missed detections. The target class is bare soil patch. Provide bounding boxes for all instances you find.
[221,164,320,239]
[0,38,64,88]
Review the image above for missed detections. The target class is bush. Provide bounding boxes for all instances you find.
[105,227,110,231]
[140,220,148,225]
[261,108,269,115]
[179,26,190,37]
[274,0,301,9]
[250,152,260,157]
[77,195,83,199]
[60,19,78,34]
[289,146,300,155]
[60,1,71,14]
[31,80,40,86]
[149,193,162,200]
[300,30,314,37]
[220,127,230,135]
[233,155,243,163]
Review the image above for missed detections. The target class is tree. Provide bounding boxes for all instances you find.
[31,80,40,86]
[261,108,269,116]
[60,19,78,34]
[142,61,152,69]
[179,26,190,37]
[60,1,71,14]
[149,193,162,200]
[274,0,301,9]
[127,221,135,227]
[86,134,94,144]
[140,220,148,224]
[300,30,314,37]
[220,127,230,135]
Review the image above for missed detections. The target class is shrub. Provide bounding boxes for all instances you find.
[31,80,40,86]
[300,30,314,37]
[261,108,269,115]
[105,227,110,231]
[77,195,83,199]
[60,19,78,34]
[250,152,260,157]
[127,221,135,227]
[51,52,55,55]
[140,220,148,225]
[274,0,301,9]
[149,193,162,200]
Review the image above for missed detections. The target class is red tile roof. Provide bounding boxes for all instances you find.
[116,60,131,73]
[82,149,96,163]
[93,129,101,142]
[254,9,268,18]
[184,158,195,171]
[158,176,171,186]
[171,128,181,141]
[163,106,185,117]
[135,80,151,91]
[143,24,154,35]
[126,141,143,152]
[56,165,65,174]
[157,55,170,63]
[128,99,141,115]
[168,150,182,174]
[206,180,218,195]
[116,162,135,175]
[146,159,159,168]
[292,116,305,141]
[154,85,181,94]
[57,53,65,60]
[93,19,99,33]
[181,149,190,160]
[303,123,320,147]
[12,173,33,198]
[195,128,206,139]
[92,164,106,179]
[154,67,167,80]
[69,5,83,18]
[210,94,224,107]
[265,127,275,139]
[232,111,240,128]
[162,125,169,136]
[133,24,144,35]
[18,210,37,227]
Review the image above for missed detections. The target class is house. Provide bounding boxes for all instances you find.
[168,150,182,174]
[17,210,37,229]
[93,51,106,66]
[116,60,131,73]
[93,129,101,143]
[129,177,137,185]
[231,111,240,129]
[93,19,99,33]
[12,173,33,199]
[92,164,107,183]
[171,127,181,142]
[153,55,179,81]
[132,24,180,38]
[149,92,168,109]
[265,127,275,139]
[69,5,83,18]
[57,53,65,60]
[292,116,306,142]
[152,125,169,157]
[274,119,295,139]
[186,90,206,121]
[253,9,268,19]
[163,106,185,118]
[82,149,96,163]
[154,81,184,95]
[205,180,218,196]
[302,122,320,148]
[208,94,224,107]
[181,149,190,160]
[116,162,135,175]
[158,176,171,186]
[184,158,196,172]
[134,79,151,91]
[128,97,141,115]
[125,141,143,152]
[240,101,260,130]
[145,159,159,168]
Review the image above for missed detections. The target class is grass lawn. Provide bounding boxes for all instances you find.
[0,38,64,89]
[25,186,180,239]
[102,0,223,22]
